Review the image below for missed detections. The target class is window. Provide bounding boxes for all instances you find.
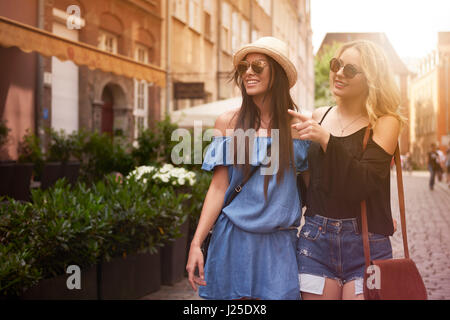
[135,44,149,64]
[173,0,187,22]
[204,11,212,39]
[231,12,240,52]
[98,31,118,54]
[221,2,231,52]
[188,0,201,32]
[251,29,259,42]
[203,0,213,39]
[241,19,249,46]
[133,79,149,139]
[256,0,271,16]
[133,45,149,139]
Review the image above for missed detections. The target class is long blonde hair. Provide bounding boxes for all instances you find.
[332,40,406,129]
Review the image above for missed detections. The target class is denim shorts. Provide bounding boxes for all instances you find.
[297,214,392,295]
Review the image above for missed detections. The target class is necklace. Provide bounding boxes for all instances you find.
[336,108,366,136]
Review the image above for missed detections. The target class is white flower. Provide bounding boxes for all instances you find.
[127,165,156,181]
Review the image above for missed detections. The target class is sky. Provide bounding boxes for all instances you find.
[310,0,450,60]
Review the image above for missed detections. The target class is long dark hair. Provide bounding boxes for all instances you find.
[231,54,298,200]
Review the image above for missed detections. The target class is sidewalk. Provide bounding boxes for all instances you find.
[141,277,202,300]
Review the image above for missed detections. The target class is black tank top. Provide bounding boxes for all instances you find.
[305,107,395,235]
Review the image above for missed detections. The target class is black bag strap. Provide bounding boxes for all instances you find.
[223,144,271,207]
[224,164,260,207]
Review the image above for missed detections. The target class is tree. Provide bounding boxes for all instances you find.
[314,42,341,109]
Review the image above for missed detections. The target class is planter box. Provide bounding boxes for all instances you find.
[0,162,15,198]
[21,265,98,300]
[41,162,63,190]
[63,162,80,186]
[41,162,80,190]
[161,221,189,285]
[0,161,33,201]
[99,250,161,300]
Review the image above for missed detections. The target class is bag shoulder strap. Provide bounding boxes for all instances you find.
[361,126,409,269]
[224,164,260,207]
[223,144,272,207]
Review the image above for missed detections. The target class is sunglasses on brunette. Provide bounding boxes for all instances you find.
[237,60,268,75]
[330,58,363,79]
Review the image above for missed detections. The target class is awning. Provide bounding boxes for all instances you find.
[170,97,313,127]
[0,15,165,86]
[170,97,242,127]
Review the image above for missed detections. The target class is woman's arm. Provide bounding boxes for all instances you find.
[186,111,234,291]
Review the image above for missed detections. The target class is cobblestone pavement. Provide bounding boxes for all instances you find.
[389,171,450,300]
[142,171,450,300]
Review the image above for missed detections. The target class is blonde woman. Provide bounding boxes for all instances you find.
[289,40,404,300]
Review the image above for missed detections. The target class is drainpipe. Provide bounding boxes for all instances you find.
[36,0,45,151]
[271,0,274,36]
[165,0,172,116]
[249,0,253,41]
[216,0,221,100]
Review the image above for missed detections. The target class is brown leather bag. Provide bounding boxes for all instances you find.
[360,126,427,300]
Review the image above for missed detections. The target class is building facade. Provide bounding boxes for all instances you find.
[166,0,314,115]
[0,0,39,160]
[47,0,164,141]
[409,32,450,168]
[1,0,164,160]
[1,0,314,160]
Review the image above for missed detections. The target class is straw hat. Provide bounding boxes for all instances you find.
[233,37,298,88]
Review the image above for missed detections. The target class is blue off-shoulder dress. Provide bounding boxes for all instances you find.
[198,136,310,300]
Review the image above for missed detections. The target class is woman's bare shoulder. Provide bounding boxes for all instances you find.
[312,106,333,122]
[214,108,240,136]
[372,115,401,155]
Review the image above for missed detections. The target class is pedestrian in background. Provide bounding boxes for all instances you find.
[428,143,440,191]
[436,146,445,182]
[186,37,310,300]
[289,40,404,300]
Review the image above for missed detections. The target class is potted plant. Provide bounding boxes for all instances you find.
[18,181,106,299]
[10,130,41,202]
[96,174,187,299]
[127,164,195,286]
[41,128,81,190]
[0,200,42,299]
[0,121,15,200]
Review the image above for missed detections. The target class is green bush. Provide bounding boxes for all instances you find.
[17,130,44,179]
[186,170,212,231]
[132,116,179,166]
[29,180,108,278]
[0,201,42,296]
[75,132,135,184]
[46,128,76,163]
[93,174,188,261]
[0,164,193,296]
[0,120,10,149]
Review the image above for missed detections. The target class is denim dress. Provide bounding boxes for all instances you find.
[198,136,310,300]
